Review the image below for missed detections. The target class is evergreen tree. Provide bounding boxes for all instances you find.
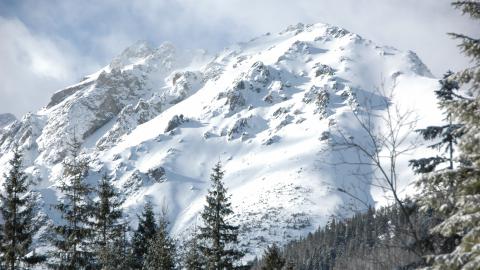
[183,227,205,270]
[0,145,41,269]
[101,222,133,270]
[409,71,463,173]
[50,137,94,269]
[130,201,157,269]
[92,173,125,269]
[261,244,285,270]
[198,162,244,269]
[118,223,134,269]
[417,1,480,269]
[143,211,176,270]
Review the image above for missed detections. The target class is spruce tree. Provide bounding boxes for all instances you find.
[92,173,125,269]
[183,227,205,270]
[261,244,285,270]
[143,211,176,269]
[101,222,133,270]
[0,145,41,269]
[409,71,463,173]
[417,1,480,269]
[130,201,157,269]
[118,222,134,269]
[50,137,94,269]
[198,162,244,269]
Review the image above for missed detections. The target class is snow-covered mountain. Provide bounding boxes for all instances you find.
[0,22,441,258]
[0,113,16,130]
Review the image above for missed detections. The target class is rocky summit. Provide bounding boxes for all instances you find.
[0,22,441,259]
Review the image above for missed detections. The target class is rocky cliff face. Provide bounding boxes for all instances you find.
[0,22,440,259]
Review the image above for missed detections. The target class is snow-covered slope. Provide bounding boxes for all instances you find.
[0,113,16,130]
[0,23,441,258]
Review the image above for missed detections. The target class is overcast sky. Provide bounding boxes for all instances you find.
[0,0,477,117]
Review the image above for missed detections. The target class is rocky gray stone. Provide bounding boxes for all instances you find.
[165,114,187,133]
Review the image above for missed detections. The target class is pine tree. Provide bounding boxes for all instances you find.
[118,222,134,269]
[261,244,285,270]
[409,71,463,173]
[50,137,94,269]
[198,162,244,270]
[183,227,205,270]
[92,173,125,269]
[130,201,157,269]
[143,211,176,270]
[0,145,42,269]
[418,1,480,269]
[101,222,133,270]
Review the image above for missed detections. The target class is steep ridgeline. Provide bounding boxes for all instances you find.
[0,113,17,130]
[0,23,440,259]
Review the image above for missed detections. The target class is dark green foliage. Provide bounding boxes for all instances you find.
[198,162,244,269]
[50,137,95,269]
[415,1,480,268]
[252,204,450,270]
[261,244,285,270]
[99,222,133,270]
[130,201,157,269]
[409,72,463,173]
[92,173,125,269]
[0,145,42,269]
[452,1,480,18]
[183,229,205,270]
[143,212,176,270]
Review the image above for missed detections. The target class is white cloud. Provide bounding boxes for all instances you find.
[0,17,99,117]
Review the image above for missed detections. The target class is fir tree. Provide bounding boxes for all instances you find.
[143,210,176,270]
[92,173,125,269]
[102,222,133,270]
[0,145,42,269]
[183,227,205,270]
[198,162,244,270]
[118,223,134,269]
[261,244,285,270]
[409,71,463,173]
[417,1,480,269]
[130,201,157,269]
[50,137,94,269]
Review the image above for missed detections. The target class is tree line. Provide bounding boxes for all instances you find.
[0,138,245,269]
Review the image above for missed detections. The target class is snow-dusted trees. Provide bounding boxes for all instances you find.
[143,210,176,269]
[410,71,463,173]
[0,145,42,269]
[182,229,205,270]
[50,137,95,269]
[254,205,432,269]
[130,201,157,269]
[417,1,480,269]
[260,244,285,270]
[92,173,126,269]
[198,162,244,269]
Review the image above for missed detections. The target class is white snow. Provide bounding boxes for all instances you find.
[0,22,443,260]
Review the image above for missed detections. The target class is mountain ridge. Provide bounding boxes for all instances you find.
[0,22,441,259]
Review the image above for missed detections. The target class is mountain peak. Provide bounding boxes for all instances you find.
[0,113,16,129]
[110,40,175,70]
[0,22,441,260]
